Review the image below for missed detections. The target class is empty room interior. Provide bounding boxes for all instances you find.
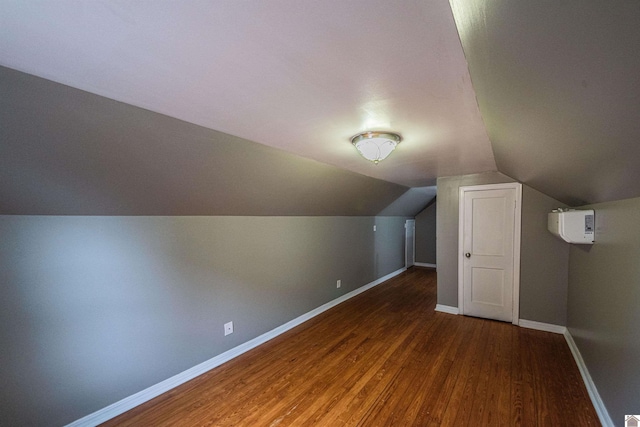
[1,1,639,426]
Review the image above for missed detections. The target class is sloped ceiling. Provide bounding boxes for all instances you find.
[450,0,640,206]
[0,67,414,216]
[2,1,638,215]
[0,0,495,191]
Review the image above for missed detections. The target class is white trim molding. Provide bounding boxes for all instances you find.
[518,319,567,334]
[435,304,459,315]
[563,330,614,427]
[414,262,436,268]
[66,267,407,427]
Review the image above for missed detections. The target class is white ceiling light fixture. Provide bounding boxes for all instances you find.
[350,131,402,164]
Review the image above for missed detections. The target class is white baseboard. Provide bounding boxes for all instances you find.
[414,262,436,268]
[563,330,614,427]
[518,319,567,334]
[435,304,459,315]
[66,267,407,427]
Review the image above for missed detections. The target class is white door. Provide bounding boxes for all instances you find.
[458,183,522,324]
[405,219,415,268]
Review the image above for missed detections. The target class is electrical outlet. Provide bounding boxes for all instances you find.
[373,225,377,231]
[337,279,341,289]
[224,321,233,336]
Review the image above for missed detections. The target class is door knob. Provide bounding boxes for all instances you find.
[465,252,471,258]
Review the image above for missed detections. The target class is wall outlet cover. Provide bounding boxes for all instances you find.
[224,321,233,336]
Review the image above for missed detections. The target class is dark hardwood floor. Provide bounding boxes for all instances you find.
[101,267,600,426]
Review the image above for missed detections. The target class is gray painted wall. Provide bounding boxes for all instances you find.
[519,186,570,325]
[0,215,407,426]
[567,196,640,422]
[436,172,570,325]
[415,201,436,265]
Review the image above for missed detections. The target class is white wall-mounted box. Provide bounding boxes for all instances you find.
[548,209,595,244]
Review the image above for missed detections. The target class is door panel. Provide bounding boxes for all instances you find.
[471,197,506,256]
[461,185,519,323]
[405,219,415,268]
[471,267,505,306]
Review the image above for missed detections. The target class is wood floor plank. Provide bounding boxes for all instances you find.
[519,326,540,427]
[416,318,479,426]
[486,321,513,426]
[443,320,491,426]
[101,268,600,427]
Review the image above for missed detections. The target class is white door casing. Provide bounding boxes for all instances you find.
[405,219,415,268]
[458,183,522,324]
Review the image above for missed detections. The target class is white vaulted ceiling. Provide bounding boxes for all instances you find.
[0,0,495,188]
[3,0,640,212]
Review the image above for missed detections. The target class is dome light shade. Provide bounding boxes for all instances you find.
[350,131,402,164]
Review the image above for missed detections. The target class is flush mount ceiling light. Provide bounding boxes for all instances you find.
[350,131,402,164]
